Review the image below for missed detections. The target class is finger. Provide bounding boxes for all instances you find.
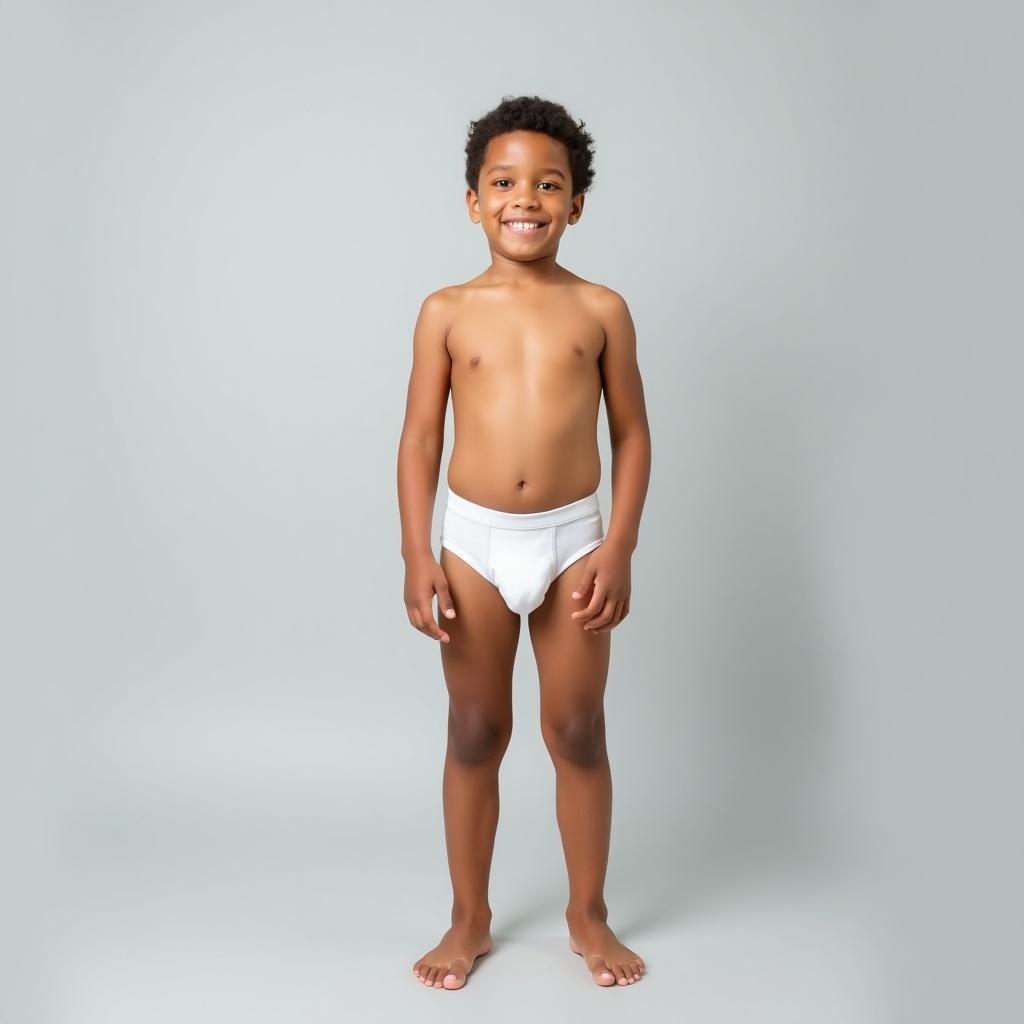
[418,601,450,643]
[620,594,630,620]
[593,599,624,633]
[435,580,456,619]
[584,598,617,631]
[585,598,614,626]
[571,565,597,600]
[583,600,611,630]
[573,583,607,622]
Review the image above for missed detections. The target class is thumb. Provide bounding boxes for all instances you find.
[436,579,456,618]
[572,566,596,600]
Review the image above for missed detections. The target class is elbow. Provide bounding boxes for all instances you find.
[400,431,444,460]
[610,425,651,450]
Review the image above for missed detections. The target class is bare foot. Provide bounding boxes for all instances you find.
[412,915,492,990]
[567,910,645,987]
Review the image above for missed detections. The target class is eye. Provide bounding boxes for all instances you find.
[492,178,559,190]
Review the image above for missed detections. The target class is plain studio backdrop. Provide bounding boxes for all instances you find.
[3,2,1021,1023]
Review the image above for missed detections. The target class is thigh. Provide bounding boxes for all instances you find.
[528,551,610,720]
[439,545,521,719]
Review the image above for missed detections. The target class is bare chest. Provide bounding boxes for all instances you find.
[447,301,605,381]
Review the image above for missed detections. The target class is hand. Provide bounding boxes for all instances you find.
[404,552,456,643]
[570,540,632,634]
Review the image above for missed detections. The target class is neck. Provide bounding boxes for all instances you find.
[485,250,564,285]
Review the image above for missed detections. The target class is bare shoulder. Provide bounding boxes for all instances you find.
[564,276,629,318]
[417,284,463,320]
[414,285,466,347]
[578,281,630,317]
[572,282,634,353]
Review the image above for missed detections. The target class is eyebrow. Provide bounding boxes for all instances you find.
[486,164,567,179]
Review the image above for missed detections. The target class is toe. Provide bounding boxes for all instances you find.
[443,957,468,989]
[614,964,628,984]
[592,958,616,986]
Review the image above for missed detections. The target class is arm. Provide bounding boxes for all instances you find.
[597,289,651,553]
[397,290,458,642]
[397,290,452,560]
[569,289,651,633]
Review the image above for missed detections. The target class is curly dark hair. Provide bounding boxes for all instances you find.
[464,95,596,197]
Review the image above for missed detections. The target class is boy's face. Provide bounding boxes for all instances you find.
[467,130,584,260]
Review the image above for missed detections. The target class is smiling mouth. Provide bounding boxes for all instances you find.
[502,221,548,235]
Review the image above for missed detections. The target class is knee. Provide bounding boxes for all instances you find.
[448,707,512,766]
[542,709,605,767]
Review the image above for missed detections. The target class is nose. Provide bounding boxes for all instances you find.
[511,186,539,209]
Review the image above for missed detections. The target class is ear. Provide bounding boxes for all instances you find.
[465,188,480,223]
[568,193,585,224]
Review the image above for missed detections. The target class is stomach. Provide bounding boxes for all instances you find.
[446,432,601,513]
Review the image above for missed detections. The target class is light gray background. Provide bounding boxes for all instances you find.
[4,2,1021,1022]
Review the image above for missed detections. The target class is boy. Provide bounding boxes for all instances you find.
[397,95,651,990]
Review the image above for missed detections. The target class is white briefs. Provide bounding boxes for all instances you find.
[440,488,605,615]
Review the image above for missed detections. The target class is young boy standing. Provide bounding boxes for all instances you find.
[397,95,651,990]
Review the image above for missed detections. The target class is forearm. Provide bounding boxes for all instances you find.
[397,436,443,561]
[604,431,651,552]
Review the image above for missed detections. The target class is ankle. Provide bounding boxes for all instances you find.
[566,900,608,924]
[452,905,492,926]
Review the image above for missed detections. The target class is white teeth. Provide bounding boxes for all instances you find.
[506,221,542,232]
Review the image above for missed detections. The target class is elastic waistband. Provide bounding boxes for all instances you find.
[446,488,600,530]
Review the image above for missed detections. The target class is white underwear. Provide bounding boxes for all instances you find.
[440,488,605,615]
